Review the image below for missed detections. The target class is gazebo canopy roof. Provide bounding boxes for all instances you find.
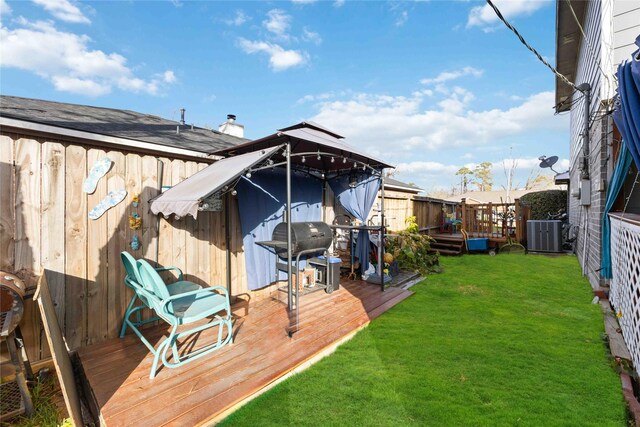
[212,122,394,172]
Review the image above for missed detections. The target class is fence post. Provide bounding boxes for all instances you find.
[514,198,522,243]
[461,198,466,232]
[488,202,493,236]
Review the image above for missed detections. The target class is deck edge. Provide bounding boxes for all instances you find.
[202,321,370,426]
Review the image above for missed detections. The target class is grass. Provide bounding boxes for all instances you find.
[219,255,627,427]
[2,375,71,427]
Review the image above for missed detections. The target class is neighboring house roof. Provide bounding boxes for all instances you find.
[0,95,248,155]
[446,189,544,204]
[554,0,587,112]
[384,177,423,193]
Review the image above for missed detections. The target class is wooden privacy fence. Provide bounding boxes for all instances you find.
[0,133,461,364]
[370,192,459,232]
[459,198,529,242]
[0,134,249,363]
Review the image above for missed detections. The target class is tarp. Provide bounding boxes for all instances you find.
[328,174,381,275]
[150,146,280,219]
[601,142,633,279]
[612,35,640,170]
[236,169,322,290]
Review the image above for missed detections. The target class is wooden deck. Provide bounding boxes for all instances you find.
[77,279,413,426]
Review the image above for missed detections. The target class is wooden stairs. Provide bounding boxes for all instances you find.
[428,233,464,256]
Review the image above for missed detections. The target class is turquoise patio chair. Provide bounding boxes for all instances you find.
[119,251,201,338]
[136,259,233,379]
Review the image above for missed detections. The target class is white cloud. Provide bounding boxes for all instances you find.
[308,89,567,168]
[467,0,547,31]
[263,9,291,40]
[291,0,317,4]
[395,10,408,27]
[420,66,483,85]
[162,70,176,83]
[51,76,109,96]
[296,91,344,104]
[302,27,322,45]
[32,0,90,24]
[238,38,308,71]
[0,19,176,96]
[225,10,249,26]
[1,0,12,15]
[334,0,345,7]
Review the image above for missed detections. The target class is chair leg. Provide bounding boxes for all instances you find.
[120,295,138,338]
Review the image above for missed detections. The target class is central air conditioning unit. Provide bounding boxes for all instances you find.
[526,220,562,253]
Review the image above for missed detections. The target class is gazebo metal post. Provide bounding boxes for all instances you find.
[380,174,385,292]
[286,142,293,312]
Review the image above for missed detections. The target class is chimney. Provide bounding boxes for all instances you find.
[218,114,244,138]
[180,108,185,126]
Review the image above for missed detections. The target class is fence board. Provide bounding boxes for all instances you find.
[0,135,15,271]
[171,160,187,274]
[184,161,199,284]
[41,142,66,335]
[64,145,87,350]
[157,157,173,271]
[141,155,160,263]
[15,139,43,361]
[86,149,109,345]
[106,151,126,339]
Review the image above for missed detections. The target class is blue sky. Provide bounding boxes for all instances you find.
[0,0,569,194]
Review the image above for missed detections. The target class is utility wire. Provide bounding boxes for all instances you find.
[485,0,579,91]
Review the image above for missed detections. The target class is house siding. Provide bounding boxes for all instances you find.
[567,0,640,291]
[568,0,609,291]
[613,1,640,65]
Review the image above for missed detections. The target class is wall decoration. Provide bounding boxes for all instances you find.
[83,157,113,194]
[88,189,127,220]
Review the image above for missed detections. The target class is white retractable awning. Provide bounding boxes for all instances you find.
[150,146,281,219]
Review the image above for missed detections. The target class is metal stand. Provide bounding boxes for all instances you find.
[1,326,34,421]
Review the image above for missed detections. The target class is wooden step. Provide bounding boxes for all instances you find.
[429,248,462,256]
[431,242,463,250]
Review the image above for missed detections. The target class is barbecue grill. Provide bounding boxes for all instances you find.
[270,221,333,256]
[1,273,26,337]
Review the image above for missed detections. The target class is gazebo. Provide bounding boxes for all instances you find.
[150,121,394,334]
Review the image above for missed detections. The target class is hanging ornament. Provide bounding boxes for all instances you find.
[129,213,141,230]
[132,193,140,208]
[130,234,141,251]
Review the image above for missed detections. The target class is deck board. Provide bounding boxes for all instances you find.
[77,279,413,426]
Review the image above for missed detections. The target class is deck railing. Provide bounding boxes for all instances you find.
[460,198,528,242]
[609,212,640,370]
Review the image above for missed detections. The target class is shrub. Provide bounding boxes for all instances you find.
[520,190,567,220]
[386,216,440,276]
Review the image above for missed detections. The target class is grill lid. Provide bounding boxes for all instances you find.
[0,272,26,338]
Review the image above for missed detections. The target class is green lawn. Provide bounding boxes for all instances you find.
[219,255,627,426]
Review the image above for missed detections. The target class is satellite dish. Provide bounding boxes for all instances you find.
[538,155,559,173]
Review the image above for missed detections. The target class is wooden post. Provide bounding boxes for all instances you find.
[461,199,466,232]
[488,202,493,237]
[426,201,431,234]
[514,198,522,243]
